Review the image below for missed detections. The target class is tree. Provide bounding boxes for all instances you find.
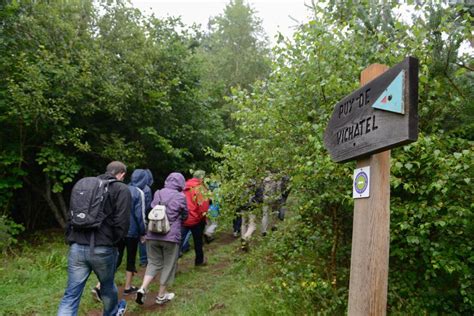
[205,0,270,91]
[198,0,271,125]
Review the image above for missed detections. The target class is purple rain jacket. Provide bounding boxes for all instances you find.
[146,172,188,244]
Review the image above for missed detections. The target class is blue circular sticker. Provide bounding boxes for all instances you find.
[354,171,368,194]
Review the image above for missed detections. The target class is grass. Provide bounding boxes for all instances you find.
[0,229,283,316]
[0,230,99,315]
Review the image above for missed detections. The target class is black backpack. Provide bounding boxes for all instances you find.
[69,177,117,230]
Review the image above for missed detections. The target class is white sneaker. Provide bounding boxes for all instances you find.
[156,292,175,305]
[91,287,102,302]
[116,299,127,316]
[135,288,146,305]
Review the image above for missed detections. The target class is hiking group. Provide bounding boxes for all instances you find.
[57,161,288,316]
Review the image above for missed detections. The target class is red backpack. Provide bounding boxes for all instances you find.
[183,179,209,227]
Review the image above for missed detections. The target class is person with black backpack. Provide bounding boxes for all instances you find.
[58,161,131,316]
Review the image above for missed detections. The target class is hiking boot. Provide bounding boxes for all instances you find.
[91,287,102,302]
[156,292,175,305]
[204,234,215,244]
[233,231,240,238]
[123,286,138,295]
[135,288,146,305]
[195,258,207,267]
[116,299,127,316]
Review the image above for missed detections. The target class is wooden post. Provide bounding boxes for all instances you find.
[348,64,391,316]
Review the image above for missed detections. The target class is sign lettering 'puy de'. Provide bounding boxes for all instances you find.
[324,57,419,163]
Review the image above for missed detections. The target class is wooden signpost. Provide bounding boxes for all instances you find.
[323,57,419,315]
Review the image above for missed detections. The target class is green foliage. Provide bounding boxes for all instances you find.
[36,148,81,193]
[0,215,25,253]
[0,151,25,212]
[247,216,348,315]
[216,1,473,314]
[0,0,227,228]
[390,134,473,313]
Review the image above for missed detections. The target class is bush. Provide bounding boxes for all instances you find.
[389,134,473,314]
[0,215,24,253]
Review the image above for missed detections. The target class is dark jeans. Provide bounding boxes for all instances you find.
[116,237,139,273]
[57,244,118,316]
[233,216,242,233]
[181,221,205,265]
[138,242,147,265]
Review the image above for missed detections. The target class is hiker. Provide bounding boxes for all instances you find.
[116,169,148,295]
[240,180,264,251]
[232,212,242,238]
[135,172,188,306]
[58,161,131,316]
[261,172,282,236]
[138,169,154,267]
[204,181,220,243]
[91,169,148,299]
[181,170,210,266]
[277,175,291,221]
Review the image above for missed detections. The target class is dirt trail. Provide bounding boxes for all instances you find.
[87,232,238,315]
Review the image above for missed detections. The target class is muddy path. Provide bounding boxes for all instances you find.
[87,232,238,315]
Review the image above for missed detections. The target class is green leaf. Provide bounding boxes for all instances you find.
[407,236,420,244]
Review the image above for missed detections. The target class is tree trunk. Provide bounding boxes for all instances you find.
[44,176,67,228]
[24,175,67,228]
[56,191,68,221]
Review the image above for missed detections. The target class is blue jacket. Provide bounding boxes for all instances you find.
[127,169,148,237]
[143,169,154,213]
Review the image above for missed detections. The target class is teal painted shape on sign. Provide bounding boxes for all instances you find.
[372,71,405,114]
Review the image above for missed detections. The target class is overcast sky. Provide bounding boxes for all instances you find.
[130,0,313,43]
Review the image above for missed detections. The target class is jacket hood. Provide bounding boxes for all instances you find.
[145,169,154,187]
[185,177,203,190]
[164,172,186,191]
[130,169,148,189]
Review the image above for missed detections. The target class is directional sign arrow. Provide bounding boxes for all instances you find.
[323,57,419,163]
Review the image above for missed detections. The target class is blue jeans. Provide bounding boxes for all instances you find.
[180,230,192,253]
[57,243,118,316]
